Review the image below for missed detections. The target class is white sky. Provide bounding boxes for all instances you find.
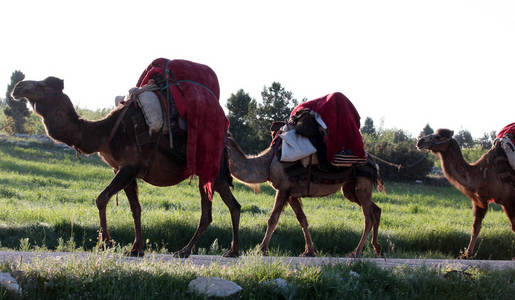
[1,0,514,138]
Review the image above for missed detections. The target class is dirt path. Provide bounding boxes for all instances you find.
[1,250,514,270]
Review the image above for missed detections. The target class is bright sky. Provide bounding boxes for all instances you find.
[2,0,514,138]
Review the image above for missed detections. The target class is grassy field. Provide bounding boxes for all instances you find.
[1,135,515,299]
[0,135,514,260]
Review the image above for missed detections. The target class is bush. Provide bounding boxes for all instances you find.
[363,130,433,181]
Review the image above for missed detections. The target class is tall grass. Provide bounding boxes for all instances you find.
[0,136,513,259]
[1,254,515,299]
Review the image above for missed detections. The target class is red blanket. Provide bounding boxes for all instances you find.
[497,122,515,143]
[291,92,365,160]
[137,58,228,200]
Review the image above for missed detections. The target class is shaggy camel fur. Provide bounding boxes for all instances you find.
[417,129,515,258]
[12,76,241,258]
[226,135,383,257]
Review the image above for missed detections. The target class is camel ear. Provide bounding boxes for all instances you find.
[44,77,64,91]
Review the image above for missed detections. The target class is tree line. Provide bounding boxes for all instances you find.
[1,70,496,180]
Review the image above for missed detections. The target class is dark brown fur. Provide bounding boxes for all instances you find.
[417,129,515,258]
[12,76,241,258]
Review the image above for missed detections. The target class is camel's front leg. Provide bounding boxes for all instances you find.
[260,190,289,256]
[215,179,241,257]
[288,197,316,257]
[124,179,144,257]
[96,166,138,250]
[173,184,213,258]
[460,203,487,259]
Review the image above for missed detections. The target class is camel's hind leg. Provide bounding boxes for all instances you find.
[288,197,316,257]
[342,177,382,257]
[124,179,144,257]
[174,185,213,258]
[215,179,241,257]
[260,190,289,255]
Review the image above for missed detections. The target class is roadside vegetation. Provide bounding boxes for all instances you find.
[1,253,515,299]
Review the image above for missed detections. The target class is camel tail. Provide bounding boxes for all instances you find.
[374,162,386,194]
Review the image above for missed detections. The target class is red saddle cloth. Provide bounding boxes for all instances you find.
[137,58,229,200]
[290,92,365,161]
[497,122,515,143]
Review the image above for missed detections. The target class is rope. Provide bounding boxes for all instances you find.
[367,152,429,172]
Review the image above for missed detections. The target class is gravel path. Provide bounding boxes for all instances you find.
[1,250,514,270]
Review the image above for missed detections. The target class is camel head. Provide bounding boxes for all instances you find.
[417,129,454,153]
[11,77,75,118]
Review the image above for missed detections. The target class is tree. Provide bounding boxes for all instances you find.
[476,132,492,150]
[418,124,434,138]
[361,117,376,136]
[252,82,298,149]
[226,89,259,152]
[454,129,475,148]
[4,70,29,134]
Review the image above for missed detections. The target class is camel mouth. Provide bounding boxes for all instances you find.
[416,139,430,151]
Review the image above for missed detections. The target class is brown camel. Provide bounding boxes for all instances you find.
[225,135,383,257]
[417,129,515,258]
[11,76,241,258]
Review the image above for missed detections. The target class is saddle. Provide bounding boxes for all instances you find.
[270,114,378,185]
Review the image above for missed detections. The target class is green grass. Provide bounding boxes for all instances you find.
[1,135,515,299]
[1,254,515,299]
[0,135,514,260]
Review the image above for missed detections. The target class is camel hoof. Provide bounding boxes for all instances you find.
[299,251,316,257]
[222,249,239,258]
[173,249,191,258]
[346,252,361,258]
[98,239,114,250]
[259,245,269,256]
[126,249,144,257]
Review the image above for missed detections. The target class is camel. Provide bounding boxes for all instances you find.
[417,129,515,258]
[225,134,384,257]
[11,76,241,258]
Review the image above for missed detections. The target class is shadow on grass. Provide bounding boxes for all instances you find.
[1,218,514,260]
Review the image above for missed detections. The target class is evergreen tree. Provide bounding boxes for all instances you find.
[454,129,475,148]
[252,82,298,149]
[361,117,376,136]
[4,70,29,134]
[418,124,434,138]
[226,89,259,153]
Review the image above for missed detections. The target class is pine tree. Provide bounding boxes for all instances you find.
[418,124,434,138]
[252,82,298,149]
[361,117,376,136]
[4,70,29,134]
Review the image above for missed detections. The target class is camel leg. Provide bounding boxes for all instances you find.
[260,190,289,256]
[215,180,241,257]
[173,185,213,258]
[288,197,316,257]
[460,203,487,259]
[343,177,380,257]
[501,202,515,260]
[123,179,144,257]
[96,166,138,250]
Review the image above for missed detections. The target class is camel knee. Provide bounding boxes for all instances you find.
[96,192,110,210]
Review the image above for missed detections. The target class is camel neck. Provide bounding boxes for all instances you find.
[439,141,481,191]
[42,103,118,155]
[227,141,273,184]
